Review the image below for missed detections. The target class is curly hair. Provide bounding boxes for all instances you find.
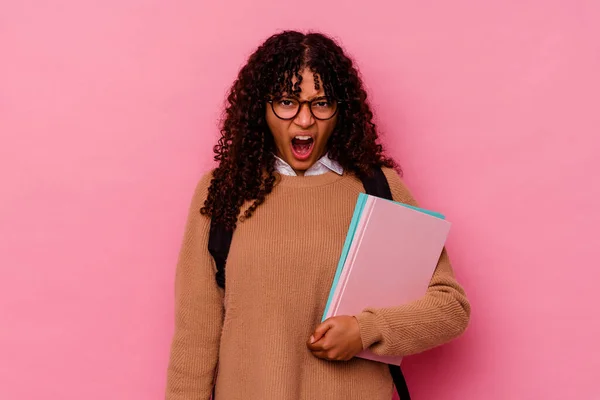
[200,30,399,231]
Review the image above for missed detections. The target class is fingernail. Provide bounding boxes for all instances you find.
[310,335,315,343]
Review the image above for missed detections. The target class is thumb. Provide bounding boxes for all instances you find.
[310,320,334,343]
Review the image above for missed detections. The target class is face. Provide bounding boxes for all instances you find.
[266,69,337,175]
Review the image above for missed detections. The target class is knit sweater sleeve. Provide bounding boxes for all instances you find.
[165,171,223,400]
[354,167,471,357]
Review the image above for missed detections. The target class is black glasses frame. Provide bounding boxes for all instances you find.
[267,97,342,121]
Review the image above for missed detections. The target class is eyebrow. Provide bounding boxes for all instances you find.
[279,94,329,101]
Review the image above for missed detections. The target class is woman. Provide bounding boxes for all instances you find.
[165,30,470,400]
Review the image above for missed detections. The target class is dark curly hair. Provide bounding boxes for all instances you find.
[200,30,399,230]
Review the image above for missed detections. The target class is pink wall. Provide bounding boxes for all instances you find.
[1,1,599,399]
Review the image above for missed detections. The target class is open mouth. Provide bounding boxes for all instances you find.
[291,135,315,161]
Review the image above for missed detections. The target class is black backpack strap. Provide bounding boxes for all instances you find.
[389,364,410,400]
[208,218,232,289]
[358,167,411,400]
[208,219,229,398]
[359,166,394,200]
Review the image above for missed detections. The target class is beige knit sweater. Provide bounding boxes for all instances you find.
[165,167,470,400]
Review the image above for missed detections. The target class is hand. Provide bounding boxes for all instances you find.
[306,316,364,361]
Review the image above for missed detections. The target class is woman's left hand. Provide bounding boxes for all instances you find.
[307,316,364,361]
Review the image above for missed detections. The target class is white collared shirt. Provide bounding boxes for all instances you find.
[273,153,344,177]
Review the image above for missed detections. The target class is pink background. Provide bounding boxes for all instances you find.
[1,1,599,399]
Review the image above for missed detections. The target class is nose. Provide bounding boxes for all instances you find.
[293,102,315,128]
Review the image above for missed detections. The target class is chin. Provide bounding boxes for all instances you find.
[290,159,315,171]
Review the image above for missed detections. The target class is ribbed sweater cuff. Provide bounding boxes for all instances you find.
[355,311,383,350]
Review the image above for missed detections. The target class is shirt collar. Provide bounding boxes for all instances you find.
[273,153,344,176]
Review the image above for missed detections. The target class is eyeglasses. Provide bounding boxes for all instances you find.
[267,97,340,121]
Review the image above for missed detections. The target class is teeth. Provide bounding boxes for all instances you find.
[295,136,312,140]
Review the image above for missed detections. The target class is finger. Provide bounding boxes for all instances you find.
[306,340,323,352]
[307,335,331,352]
[311,350,331,360]
[311,349,344,361]
[310,320,334,344]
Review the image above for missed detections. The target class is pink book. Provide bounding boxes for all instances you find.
[323,194,451,366]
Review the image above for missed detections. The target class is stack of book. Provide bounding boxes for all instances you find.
[322,193,451,366]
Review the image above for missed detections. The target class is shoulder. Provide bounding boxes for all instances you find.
[197,168,216,192]
[189,168,216,209]
[380,167,419,206]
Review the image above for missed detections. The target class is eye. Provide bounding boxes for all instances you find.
[314,100,330,108]
[277,98,297,108]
